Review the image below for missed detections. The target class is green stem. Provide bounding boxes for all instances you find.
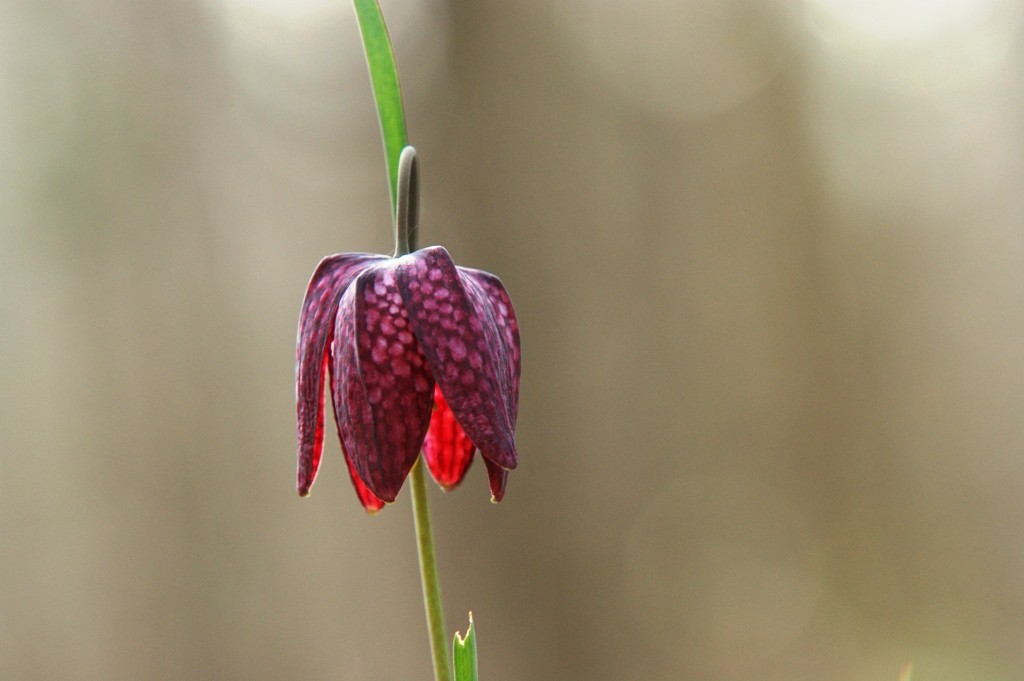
[352,5,445,680]
[410,458,453,681]
[352,0,409,218]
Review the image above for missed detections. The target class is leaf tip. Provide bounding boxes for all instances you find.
[454,611,474,646]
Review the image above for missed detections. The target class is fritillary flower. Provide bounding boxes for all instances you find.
[296,245,520,512]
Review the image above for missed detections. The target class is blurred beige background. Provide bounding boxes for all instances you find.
[3,1,1024,680]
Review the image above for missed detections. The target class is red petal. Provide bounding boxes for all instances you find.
[396,247,518,471]
[423,385,476,489]
[332,265,436,502]
[296,253,385,496]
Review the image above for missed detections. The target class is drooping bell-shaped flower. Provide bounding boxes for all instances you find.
[295,149,520,512]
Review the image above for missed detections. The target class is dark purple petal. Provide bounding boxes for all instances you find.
[460,269,520,502]
[458,268,521,423]
[296,253,385,496]
[343,445,386,513]
[326,358,386,513]
[396,246,518,471]
[332,265,436,502]
[423,385,476,490]
[483,458,509,503]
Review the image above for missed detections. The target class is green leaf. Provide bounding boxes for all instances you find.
[453,613,479,681]
[352,0,409,216]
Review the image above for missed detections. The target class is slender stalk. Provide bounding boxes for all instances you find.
[410,459,452,681]
[395,146,447,678]
[392,141,447,679]
[352,6,446,679]
[352,0,408,217]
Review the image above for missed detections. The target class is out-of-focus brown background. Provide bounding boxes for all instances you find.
[3,1,1024,679]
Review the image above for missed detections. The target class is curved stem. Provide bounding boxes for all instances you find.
[352,6,445,681]
[352,0,409,217]
[393,146,419,257]
[410,458,453,681]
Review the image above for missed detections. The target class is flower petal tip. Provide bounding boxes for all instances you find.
[483,457,509,503]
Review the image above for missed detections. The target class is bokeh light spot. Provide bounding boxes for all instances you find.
[804,0,1000,41]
